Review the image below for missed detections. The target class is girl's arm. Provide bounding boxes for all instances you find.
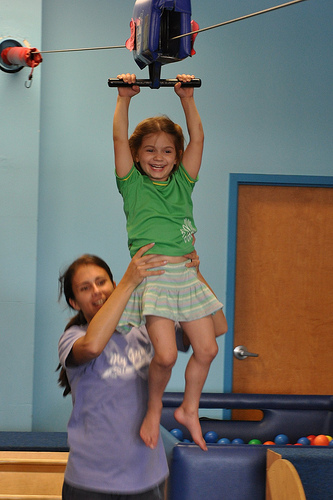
[113,73,140,178]
[71,244,166,365]
[174,74,204,179]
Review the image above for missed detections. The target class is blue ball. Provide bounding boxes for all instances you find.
[274,434,289,445]
[329,439,333,447]
[183,438,192,443]
[204,431,219,443]
[217,437,231,445]
[297,437,311,445]
[170,428,184,441]
[231,438,245,445]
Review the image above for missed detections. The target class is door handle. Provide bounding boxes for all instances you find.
[233,345,259,360]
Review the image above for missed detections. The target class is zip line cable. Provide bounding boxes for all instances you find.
[34,45,126,55]
[171,0,308,40]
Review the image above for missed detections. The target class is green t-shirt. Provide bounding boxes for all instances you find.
[116,163,198,257]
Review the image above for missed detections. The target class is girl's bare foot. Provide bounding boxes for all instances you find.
[140,408,161,449]
[174,405,207,451]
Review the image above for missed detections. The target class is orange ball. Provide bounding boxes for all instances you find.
[313,434,329,446]
[263,441,275,445]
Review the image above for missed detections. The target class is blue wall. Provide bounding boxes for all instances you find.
[1,0,332,431]
[0,0,42,430]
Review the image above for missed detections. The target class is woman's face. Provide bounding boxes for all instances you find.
[136,132,178,182]
[69,264,115,323]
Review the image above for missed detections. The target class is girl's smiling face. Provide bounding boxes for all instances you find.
[69,264,115,323]
[136,132,179,182]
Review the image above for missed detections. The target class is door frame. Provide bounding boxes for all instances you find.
[224,173,333,393]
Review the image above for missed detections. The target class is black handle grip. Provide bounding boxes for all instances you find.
[108,78,201,89]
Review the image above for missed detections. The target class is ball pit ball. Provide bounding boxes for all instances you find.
[204,431,219,443]
[297,437,311,445]
[329,440,333,447]
[313,434,329,446]
[248,439,262,445]
[231,438,245,445]
[274,434,289,445]
[263,441,275,445]
[170,428,184,441]
[217,437,231,444]
[307,434,316,444]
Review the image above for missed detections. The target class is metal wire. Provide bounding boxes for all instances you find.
[171,0,309,40]
[32,45,126,55]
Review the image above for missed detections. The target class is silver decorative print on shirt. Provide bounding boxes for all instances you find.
[101,330,153,381]
[180,218,195,243]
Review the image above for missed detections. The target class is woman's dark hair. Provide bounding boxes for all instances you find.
[57,254,114,396]
[129,115,185,175]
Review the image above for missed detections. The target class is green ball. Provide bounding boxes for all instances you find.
[248,438,262,445]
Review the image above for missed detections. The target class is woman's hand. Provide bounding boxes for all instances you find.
[117,73,140,98]
[184,248,200,271]
[122,243,167,289]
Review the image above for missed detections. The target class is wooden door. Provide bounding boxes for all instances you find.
[231,184,333,402]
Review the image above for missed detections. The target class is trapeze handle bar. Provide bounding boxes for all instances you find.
[108,78,201,88]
